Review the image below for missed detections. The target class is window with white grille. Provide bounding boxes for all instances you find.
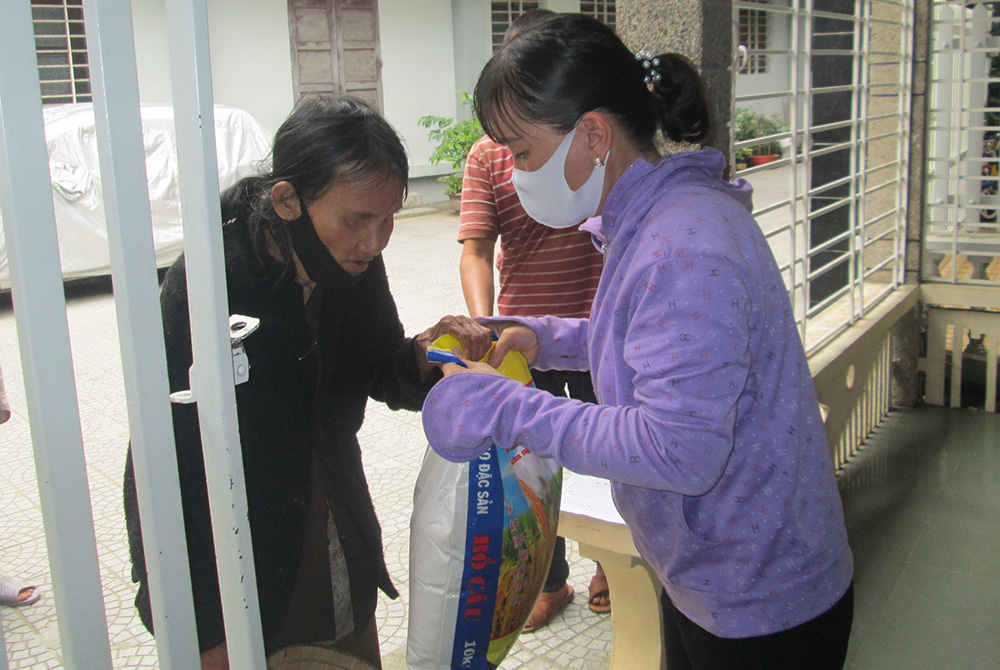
[924,1,1000,286]
[32,0,91,105]
[733,0,915,354]
[739,0,769,75]
[581,1,616,30]
[491,1,541,51]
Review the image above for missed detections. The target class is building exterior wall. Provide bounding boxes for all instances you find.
[129,0,466,202]
[130,0,295,135]
[381,0,460,178]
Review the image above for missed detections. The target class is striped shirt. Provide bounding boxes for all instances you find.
[458,136,604,318]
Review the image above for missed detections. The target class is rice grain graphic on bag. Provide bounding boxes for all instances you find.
[408,334,563,670]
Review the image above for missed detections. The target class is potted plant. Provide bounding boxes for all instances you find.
[734,146,753,171]
[418,92,483,210]
[734,107,787,167]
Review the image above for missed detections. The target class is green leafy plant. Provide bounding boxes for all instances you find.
[734,107,787,156]
[418,92,483,195]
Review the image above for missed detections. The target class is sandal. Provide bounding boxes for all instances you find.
[523,584,574,633]
[0,577,41,607]
[588,566,611,614]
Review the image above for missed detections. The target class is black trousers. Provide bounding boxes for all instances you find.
[531,369,597,593]
[661,582,854,670]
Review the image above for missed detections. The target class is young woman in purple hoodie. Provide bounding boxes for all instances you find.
[421,12,854,669]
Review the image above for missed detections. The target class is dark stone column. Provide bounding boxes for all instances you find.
[617,0,734,169]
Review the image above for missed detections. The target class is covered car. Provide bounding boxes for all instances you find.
[0,103,272,284]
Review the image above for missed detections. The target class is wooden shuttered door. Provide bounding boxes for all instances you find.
[288,0,383,111]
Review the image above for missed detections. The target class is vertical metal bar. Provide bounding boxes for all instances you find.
[81,1,201,667]
[929,4,951,213]
[0,614,8,670]
[849,0,864,322]
[896,0,914,287]
[790,0,803,329]
[162,1,266,667]
[932,4,960,282]
[883,334,892,413]
[954,5,970,280]
[963,5,989,224]
[0,2,113,668]
[986,331,998,412]
[877,336,885,419]
[803,0,816,346]
[857,0,871,318]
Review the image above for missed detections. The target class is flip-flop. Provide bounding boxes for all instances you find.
[523,584,574,633]
[588,569,611,614]
[0,577,41,607]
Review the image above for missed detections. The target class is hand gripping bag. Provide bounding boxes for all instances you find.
[407,335,563,670]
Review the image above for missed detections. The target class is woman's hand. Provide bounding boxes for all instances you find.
[440,359,506,378]
[415,315,494,380]
[487,325,539,369]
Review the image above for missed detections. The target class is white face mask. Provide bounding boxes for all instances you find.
[512,126,607,229]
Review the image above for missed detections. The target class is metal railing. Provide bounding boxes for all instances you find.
[0,0,264,668]
[733,0,914,355]
[924,1,1000,286]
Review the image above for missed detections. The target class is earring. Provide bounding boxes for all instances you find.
[594,156,606,167]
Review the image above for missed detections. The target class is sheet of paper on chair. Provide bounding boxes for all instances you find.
[561,471,626,525]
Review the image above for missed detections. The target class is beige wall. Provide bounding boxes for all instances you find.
[130,0,295,135]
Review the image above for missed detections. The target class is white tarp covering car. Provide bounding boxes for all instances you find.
[0,103,272,284]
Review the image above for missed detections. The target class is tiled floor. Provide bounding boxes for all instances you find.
[1,209,999,669]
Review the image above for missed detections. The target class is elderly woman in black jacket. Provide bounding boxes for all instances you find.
[124,95,491,669]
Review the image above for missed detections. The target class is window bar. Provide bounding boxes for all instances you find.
[930,4,955,282]
[0,2,113,668]
[952,3,970,282]
[789,0,804,330]
[163,0,266,667]
[80,0,201,666]
[853,0,869,320]
[802,0,817,347]
[65,1,83,102]
[896,0,913,287]
[963,5,990,233]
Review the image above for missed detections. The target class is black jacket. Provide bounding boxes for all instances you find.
[124,215,431,653]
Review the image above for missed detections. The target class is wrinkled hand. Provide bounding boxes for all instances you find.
[487,325,539,369]
[415,315,494,379]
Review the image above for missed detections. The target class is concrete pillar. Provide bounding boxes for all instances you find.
[891,304,924,408]
[908,0,932,286]
[893,1,932,408]
[617,0,733,163]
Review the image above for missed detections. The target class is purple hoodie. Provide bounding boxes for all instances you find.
[422,148,853,638]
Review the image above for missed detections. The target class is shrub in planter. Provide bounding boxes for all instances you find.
[418,92,483,197]
[734,107,787,160]
[734,146,753,169]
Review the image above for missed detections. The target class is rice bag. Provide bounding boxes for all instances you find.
[407,335,563,670]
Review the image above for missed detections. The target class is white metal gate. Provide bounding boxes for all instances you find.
[0,1,265,668]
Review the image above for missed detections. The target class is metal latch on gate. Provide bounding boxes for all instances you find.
[169,314,261,405]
